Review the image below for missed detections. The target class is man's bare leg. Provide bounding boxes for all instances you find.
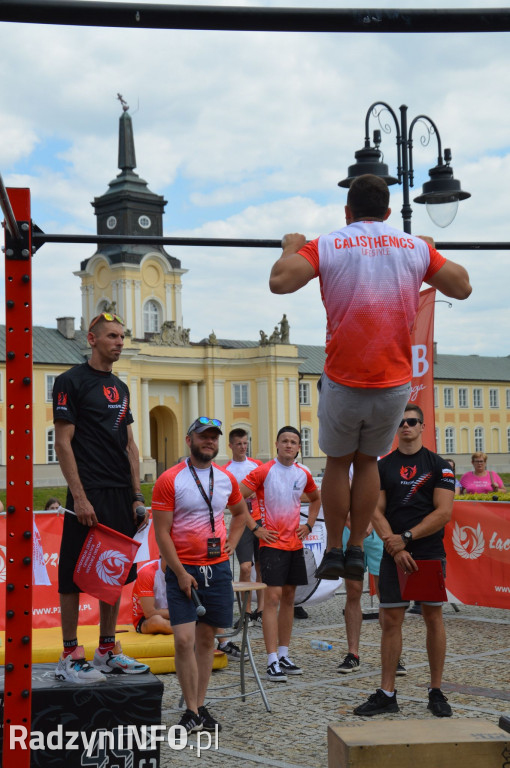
[422,604,447,689]
[60,593,80,642]
[344,579,363,656]
[262,585,282,655]
[195,622,217,707]
[173,622,199,714]
[320,454,354,550]
[277,584,297,648]
[348,452,380,548]
[380,606,406,692]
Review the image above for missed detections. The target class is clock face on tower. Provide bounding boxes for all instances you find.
[106,216,117,230]
[138,215,151,229]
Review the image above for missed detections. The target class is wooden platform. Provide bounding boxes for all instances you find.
[0,625,228,674]
[328,718,509,768]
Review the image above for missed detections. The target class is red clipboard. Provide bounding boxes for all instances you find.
[397,559,447,602]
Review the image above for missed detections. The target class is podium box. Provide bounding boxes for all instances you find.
[328,718,509,768]
[0,663,163,767]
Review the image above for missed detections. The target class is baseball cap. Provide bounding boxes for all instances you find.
[187,417,223,436]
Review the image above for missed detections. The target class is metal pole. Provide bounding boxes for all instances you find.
[399,105,413,234]
[1,1,510,34]
[0,172,22,241]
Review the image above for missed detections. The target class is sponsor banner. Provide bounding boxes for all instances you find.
[0,511,160,629]
[392,286,436,452]
[444,501,510,608]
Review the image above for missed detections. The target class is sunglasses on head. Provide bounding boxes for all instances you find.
[88,312,124,331]
[187,417,222,435]
[399,417,422,428]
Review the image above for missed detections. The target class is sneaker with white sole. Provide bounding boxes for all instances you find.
[178,709,203,733]
[266,660,287,682]
[217,641,247,660]
[55,645,105,684]
[251,610,263,628]
[337,652,360,674]
[92,643,149,675]
[278,655,303,675]
[396,658,407,676]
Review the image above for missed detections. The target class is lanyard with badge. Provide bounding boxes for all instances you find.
[187,460,222,558]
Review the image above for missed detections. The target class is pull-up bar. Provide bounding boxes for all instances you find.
[1,1,510,34]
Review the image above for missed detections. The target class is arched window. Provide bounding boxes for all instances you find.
[474,427,484,453]
[143,300,161,333]
[301,427,312,458]
[444,427,455,454]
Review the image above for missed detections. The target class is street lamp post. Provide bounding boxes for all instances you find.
[338,102,470,234]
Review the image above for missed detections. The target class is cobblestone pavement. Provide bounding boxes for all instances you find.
[156,590,510,767]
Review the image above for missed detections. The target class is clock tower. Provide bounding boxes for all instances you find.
[76,100,187,338]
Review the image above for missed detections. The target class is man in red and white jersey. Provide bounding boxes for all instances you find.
[152,417,250,735]
[223,427,264,627]
[241,426,321,682]
[269,174,471,584]
[132,558,173,635]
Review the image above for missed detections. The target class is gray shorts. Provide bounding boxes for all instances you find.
[317,373,411,457]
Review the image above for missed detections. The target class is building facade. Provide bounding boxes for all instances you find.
[1,109,508,486]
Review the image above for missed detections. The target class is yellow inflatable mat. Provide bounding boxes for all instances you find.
[0,625,227,674]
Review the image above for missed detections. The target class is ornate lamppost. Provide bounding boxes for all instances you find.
[338,102,470,234]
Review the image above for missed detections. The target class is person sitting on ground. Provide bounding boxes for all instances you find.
[132,558,173,635]
[460,452,505,494]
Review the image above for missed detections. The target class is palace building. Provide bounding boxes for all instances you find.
[1,109,508,487]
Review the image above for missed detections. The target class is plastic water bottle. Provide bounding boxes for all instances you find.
[310,639,332,651]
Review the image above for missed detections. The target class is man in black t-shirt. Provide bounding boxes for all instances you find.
[354,403,455,719]
[53,312,149,684]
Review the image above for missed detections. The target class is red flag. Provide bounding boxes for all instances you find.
[73,523,140,605]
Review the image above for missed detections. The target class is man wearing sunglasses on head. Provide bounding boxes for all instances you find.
[53,312,149,684]
[270,174,471,584]
[353,403,455,718]
[152,417,250,735]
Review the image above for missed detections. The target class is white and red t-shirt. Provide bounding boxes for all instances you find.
[298,221,446,389]
[223,457,263,521]
[242,459,317,551]
[151,460,242,566]
[132,559,161,626]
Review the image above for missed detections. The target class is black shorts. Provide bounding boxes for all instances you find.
[135,616,146,633]
[58,486,138,594]
[259,547,308,587]
[235,526,260,565]
[379,555,447,608]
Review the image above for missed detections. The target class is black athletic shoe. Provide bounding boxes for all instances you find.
[278,655,303,675]
[337,653,360,674]
[353,689,399,716]
[178,709,203,733]
[315,547,345,579]
[427,688,452,717]
[198,705,222,732]
[344,546,365,581]
[408,602,422,615]
[294,606,309,619]
[396,659,407,676]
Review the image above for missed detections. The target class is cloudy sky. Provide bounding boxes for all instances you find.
[1,0,509,355]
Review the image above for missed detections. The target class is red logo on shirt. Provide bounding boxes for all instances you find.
[103,385,119,403]
[57,392,67,406]
[400,465,417,480]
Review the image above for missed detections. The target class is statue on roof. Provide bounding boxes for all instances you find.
[269,326,281,344]
[279,313,290,343]
[259,330,269,346]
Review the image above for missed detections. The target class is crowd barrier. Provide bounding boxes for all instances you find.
[0,499,508,630]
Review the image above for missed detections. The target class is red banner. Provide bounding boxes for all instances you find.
[444,500,510,608]
[73,524,141,606]
[0,512,159,629]
[392,286,436,451]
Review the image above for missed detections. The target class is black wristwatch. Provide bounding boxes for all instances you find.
[133,492,145,504]
[252,521,262,533]
[401,530,413,546]
[305,522,312,533]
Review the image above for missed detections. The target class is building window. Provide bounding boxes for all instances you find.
[492,428,501,453]
[458,387,468,408]
[506,389,510,409]
[473,388,483,408]
[434,386,438,408]
[47,428,58,464]
[443,387,453,408]
[301,427,312,458]
[445,427,455,454]
[46,374,57,402]
[143,300,161,333]
[489,388,499,408]
[299,382,311,406]
[435,427,440,452]
[233,383,249,407]
[474,427,484,453]
[507,427,510,453]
